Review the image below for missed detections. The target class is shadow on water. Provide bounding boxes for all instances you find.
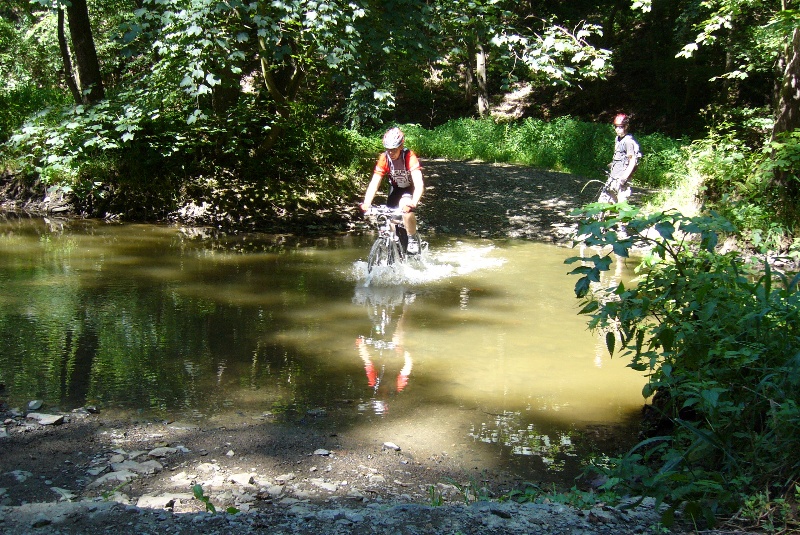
[0,217,645,485]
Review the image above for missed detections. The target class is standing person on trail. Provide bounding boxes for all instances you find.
[360,127,424,254]
[598,113,638,204]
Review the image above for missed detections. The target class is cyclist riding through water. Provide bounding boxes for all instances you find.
[360,127,424,254]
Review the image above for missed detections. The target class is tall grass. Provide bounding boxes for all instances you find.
[401,117,687,190]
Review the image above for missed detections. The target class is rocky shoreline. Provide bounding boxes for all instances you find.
[0,403,681,535]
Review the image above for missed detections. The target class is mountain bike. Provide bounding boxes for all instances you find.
[364,206,426,273]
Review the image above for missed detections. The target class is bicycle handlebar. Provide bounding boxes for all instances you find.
[365,205,403,218]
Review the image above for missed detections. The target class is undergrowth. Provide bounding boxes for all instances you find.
[566,203,800,532]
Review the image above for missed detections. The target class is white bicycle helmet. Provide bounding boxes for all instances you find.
[382,127,405,149]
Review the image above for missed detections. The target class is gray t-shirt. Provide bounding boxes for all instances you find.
[610,134,637,179]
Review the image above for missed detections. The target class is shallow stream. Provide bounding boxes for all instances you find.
[0,216,645,484]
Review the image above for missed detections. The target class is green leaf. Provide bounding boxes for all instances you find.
[574,278,591,298]
[612,242,629,257]
[655,221,675,240]
[605,331,616,356]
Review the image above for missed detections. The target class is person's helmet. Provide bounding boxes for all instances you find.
[382,127,405,149]
[612,113,629,126]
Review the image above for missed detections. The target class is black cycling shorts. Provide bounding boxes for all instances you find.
[387,186,413,208]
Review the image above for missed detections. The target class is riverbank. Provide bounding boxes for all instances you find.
[0,403,687,535]
[1,159,647,244]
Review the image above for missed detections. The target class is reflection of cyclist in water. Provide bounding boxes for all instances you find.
[353,285,415,414]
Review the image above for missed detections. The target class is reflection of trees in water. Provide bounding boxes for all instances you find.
[352,285,415,415]
[469,411,576,471]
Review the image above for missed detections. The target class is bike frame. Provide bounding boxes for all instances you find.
[365,206,407,273]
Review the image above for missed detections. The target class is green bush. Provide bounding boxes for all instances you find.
[567,204,800,528]
[0,86,67,146]
[663,127,800,251]
[2,89,370,225]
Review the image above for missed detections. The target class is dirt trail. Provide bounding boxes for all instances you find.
[418,159,645,244]
[419,159,592,243]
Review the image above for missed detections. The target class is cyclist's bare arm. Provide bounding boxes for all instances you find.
[402,169,424,213]
[361,173,383,212]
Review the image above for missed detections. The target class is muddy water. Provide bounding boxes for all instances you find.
[0,217,645,483]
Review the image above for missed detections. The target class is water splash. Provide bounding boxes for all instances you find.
[349,242,506,286]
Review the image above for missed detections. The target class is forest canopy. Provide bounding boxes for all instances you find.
[0,0,797,231]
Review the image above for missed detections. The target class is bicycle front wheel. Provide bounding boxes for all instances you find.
[367,237,402,273]
[367,238,389,273]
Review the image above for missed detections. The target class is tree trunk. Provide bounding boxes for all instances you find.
[464,41,476,106]
[57,7,81,104]
[772,27,800,139]
[476,42,489,118]
[770,27,800,216]
[255,37,306,154]
[65,0,104,104]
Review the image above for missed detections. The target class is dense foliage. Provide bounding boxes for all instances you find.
[568,204,800,530]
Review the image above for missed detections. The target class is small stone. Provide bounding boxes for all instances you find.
[31,516,51,528]
[10,470,32,482]
[148,446,177,458]
[87,469,138,489]
[313,449,330,456]
[136,495,176,509]
[346,511,365,523]
[112,459,163,475]
[382,442,401,451]
[87,466,107,476]
[310,478,338,492]
[27,400,43,411]
[51,487,76,501]
[230,473,255,486]
[275,472,296,484]
[196,462,219,473]
[265,485,284,497]
[26,413,64,426]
